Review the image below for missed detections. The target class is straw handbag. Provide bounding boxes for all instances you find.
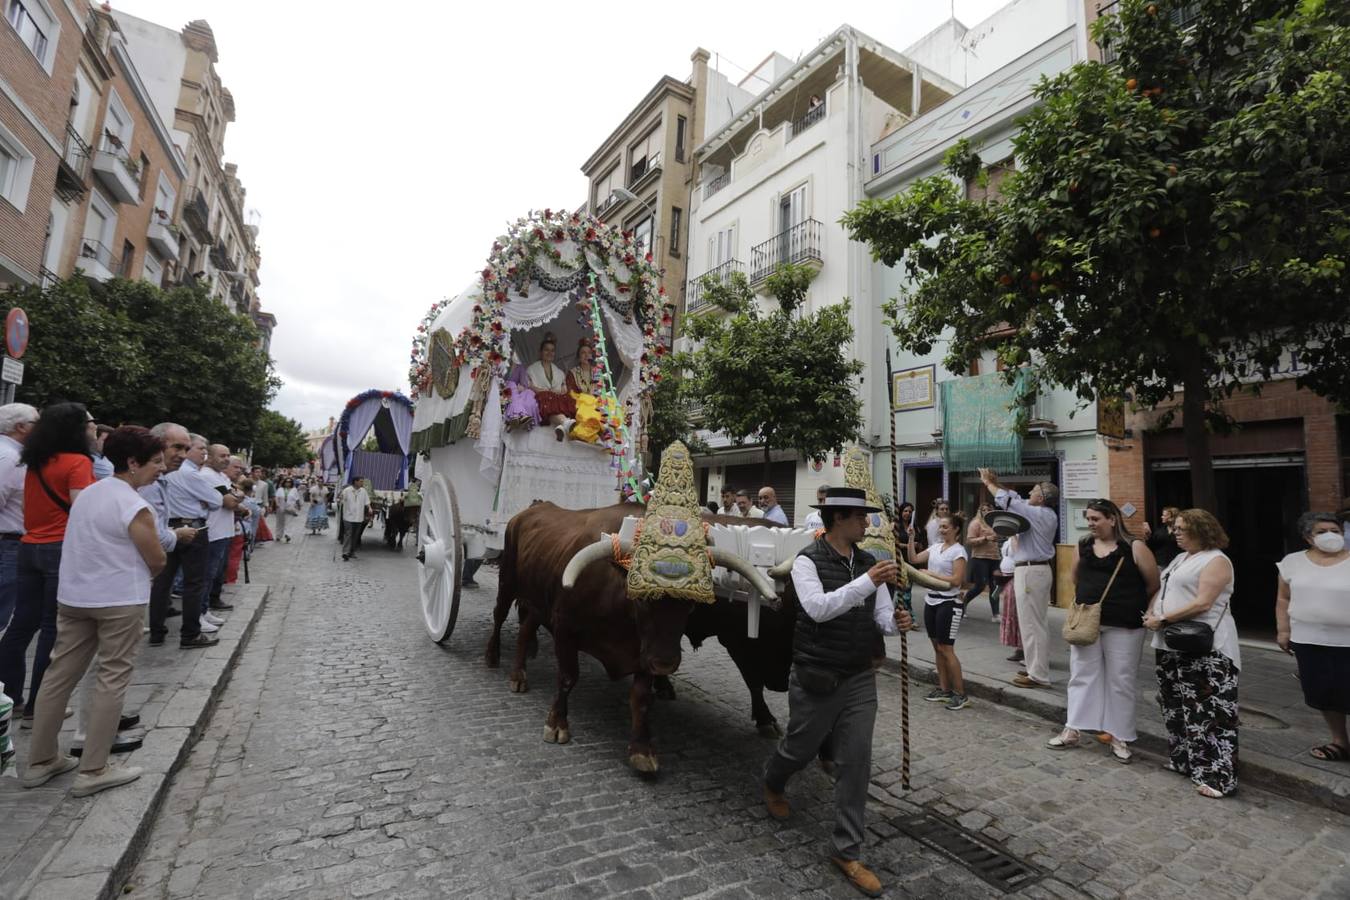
[1062,556,1124,647]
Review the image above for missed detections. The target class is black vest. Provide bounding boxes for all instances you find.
[792,537,877,676]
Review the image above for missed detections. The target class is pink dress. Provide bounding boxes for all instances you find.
[503,364,540,427]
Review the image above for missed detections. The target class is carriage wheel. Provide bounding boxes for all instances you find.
[416,472,462,643]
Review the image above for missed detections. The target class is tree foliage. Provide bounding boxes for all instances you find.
[251,409,310,468]
[643,375,708,477]
[0,276,278,448]
[675,263,864,480]
[842,0,1350,510]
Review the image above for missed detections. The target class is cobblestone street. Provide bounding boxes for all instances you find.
[122,534,1350,899]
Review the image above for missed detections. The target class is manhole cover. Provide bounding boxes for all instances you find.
[889,811,1045,893]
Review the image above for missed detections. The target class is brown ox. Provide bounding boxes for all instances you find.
[484,501,772,773]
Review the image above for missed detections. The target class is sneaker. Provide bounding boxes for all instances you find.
[203,611,225,626]
[198,616,219,634]
[945,693,969,711]
[991,614,1002,622]
[22,755,79,789]
[208,601,234,611]
[72,764,144,798]
[923,688,952,703]
[180,634,219,649]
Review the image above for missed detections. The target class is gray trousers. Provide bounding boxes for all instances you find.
[764,666,878,860]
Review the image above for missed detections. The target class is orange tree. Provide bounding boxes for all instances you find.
[843,0,1350,511]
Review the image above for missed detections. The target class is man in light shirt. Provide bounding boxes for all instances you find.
[199,446,246,627]
[762,487,911,898]
[802,485,828,530]
[0,403,37,631]
[717,487,738,517]
[980,468,1060,687]
[735,490,764,519]
[758,486,789,526]
[340,477,372,561]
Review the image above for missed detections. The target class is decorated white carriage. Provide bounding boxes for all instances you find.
[407,210,673,641]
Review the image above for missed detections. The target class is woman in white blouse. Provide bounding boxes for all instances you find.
[906,513,970,711]
[1276,512,1350,763]
[1143,508,1240,798]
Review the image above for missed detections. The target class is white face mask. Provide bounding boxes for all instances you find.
[1313,532,1346,554]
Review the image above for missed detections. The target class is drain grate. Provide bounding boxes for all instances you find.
[888,811,1044,893]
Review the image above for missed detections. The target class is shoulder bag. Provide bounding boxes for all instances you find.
[1158,554,1231,654]
[34,465,72,513]
[1062,551,1123,647]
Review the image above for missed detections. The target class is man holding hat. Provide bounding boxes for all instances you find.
[763,486,912,897]
[979,468,1059,687]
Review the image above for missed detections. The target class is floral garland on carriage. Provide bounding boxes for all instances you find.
[408,209,673,462]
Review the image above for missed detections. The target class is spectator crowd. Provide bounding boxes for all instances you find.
[0,401,357,796]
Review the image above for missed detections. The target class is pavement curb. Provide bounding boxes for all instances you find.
[880,652,1350,817]
[23,584,271,900]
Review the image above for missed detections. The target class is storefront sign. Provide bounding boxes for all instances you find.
[892,364,935,411]
[1061,459,1100,498]
[1096,396,1126,439]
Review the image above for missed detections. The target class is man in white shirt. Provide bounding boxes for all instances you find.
[762,487,911,898]
[758,486,789,526]
[735,490,765,519]
[802,486,829,530]
[340,477,372,561]
[200,446,247,625]
[717,487,738,517]
[0,403,37,631]
[980,468,1060,687]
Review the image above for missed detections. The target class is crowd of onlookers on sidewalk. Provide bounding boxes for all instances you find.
[886,470,1350,800]
[0,401,363,797]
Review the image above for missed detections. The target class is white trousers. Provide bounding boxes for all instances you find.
[1066,625,1146,741]
[1014,564,1053,683]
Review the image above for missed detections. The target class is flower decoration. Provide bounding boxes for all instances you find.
[407,209,667,399]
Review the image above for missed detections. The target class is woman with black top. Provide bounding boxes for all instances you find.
[1047,498,1160,762]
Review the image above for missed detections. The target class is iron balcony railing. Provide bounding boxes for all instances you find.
[210,240,231,270]
[184,189,211,238]
[750,218,823,284]
[629,152,661,186]
[702,171,729,200]
[687,259,744,312]
[790,102,826,138]
[79,239,114,271]
[1096,1,1200,64]
[61,124,91,181]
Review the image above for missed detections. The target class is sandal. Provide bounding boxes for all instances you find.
[1109,738,1132,763]
[1047,728,1080,749]
[1196,784,1226,799]
[1309,743,1350,762]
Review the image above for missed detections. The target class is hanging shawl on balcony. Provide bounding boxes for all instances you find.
[939,370,1030,471]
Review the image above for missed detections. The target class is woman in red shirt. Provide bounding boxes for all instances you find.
[0,402,95,723]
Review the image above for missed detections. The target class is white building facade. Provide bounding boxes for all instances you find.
[685,26,958,524]
[863,23,1107,544]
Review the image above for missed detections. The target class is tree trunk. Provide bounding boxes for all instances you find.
[1181,358,1217,513]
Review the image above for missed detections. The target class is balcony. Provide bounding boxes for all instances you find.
[749,219,823,284]
[1096,1,1199,64]
[91,146,141,204]
[789,102,826,139]
[593,193,620,218]
[230,280,247,312]
[686,259,744,313]
[147,218,180,260]
[702,171,729,201]
[55,125,91,201]
[628,153,661,189]
[76,239,116,282]
[184,190,211,240]
[210,240,231,270]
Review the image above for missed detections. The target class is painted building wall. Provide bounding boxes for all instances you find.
[901,0,1078,87]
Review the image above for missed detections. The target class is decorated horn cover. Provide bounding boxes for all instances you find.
[626,441,716,604]
[843,445,908,589]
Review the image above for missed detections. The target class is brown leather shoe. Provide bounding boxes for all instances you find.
[764,784,790,820]
[1012,674,1048,688]
[831,857,883,897]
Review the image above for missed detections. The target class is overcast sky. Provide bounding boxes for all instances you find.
[112,0,1007,432]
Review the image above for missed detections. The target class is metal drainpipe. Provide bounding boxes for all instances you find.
[845,32,865,430]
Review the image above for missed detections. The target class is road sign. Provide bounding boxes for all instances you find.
[5,308,28,359]
[2,356,23,385]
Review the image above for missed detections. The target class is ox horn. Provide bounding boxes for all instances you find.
[562,538,632,588]
[767,558,795,580]
[708,548,776,601]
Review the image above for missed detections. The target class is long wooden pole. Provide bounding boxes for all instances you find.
[886,348,911,791]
